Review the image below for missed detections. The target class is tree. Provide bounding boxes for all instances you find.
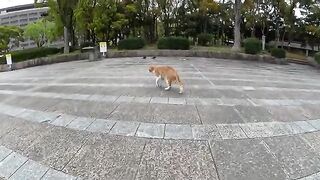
[232,0,241,51]
[0,26,23,52]
[24,19,58,47]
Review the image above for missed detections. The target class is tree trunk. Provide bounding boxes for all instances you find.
[232,0,241,51]
[63,26,69,54]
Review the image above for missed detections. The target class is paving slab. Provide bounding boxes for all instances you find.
[4,96,61,112]
[24,126,89,170]
[136,123,165,138]
[192,125,221,140]
[136,139,218,180]
[216,124,247,139]
[63,134,146,179]
[0,152,28,179]
[267,106,309,122]
[46,99,117,119]
[10,159,49,180]
[235,105,274,123]
[108,104,154,123]
[41,169,77,180]
[264,136,320,179]
[209,139,288,180]
[86,119,116,133]
[0,146,12,162]
[109,121,140,136]
[164,124,193,140]
[153,104,201,124]
[197,105,245,124]
[66,117,95,131]
[0,121,51,154]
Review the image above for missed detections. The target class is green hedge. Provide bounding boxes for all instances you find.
[118,37,145,50]
[0,47,60,64]
[244,38,262,54]
[198,33,213,46]
[315,52,320,64]
[157,36,190,50]
[271,48,286,58]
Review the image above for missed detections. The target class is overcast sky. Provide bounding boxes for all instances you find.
[0,0,34,9]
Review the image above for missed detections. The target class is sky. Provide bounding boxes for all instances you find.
[0,0,34,9]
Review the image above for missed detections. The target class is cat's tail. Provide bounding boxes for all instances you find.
[176,74,184,94]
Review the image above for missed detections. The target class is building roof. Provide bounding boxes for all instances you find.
[0,4,35,13]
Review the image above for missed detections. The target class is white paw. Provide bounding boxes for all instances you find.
[165,87,171,91]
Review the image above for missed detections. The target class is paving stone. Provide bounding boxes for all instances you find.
[24,126,89,170]
[108,104,154,123]
[209,139,288,180]
[239,122,275,138]
[192,125,221,140]
[4,96,61,112]
[262,122,292,136]
[300,172,320,180]
[216,124,247,139]
[0,104,26,117]
[136,139,218,180]
[42,169,77,180]
[17,110,58,123]
[197,105,245,124]
[267,106,309,122]
[10,159,49,180]
[46,100,117,119]
[300,131,320,157]
[294,121,317,133]
[0,115,21,138]
[86,119,116,133]
[66,117,95,131]
[0,152,28,179]
[0,121,52,154]
[307,119,320,130]
[132,96,151,103]
[235,106,274,123]
[219,98,252,106]
[150,97,168,104]
[168,98,186,105]
[136,123,165,138]
[264,136,320,179]
[115,96,135,103]
[164,124,193,140]
[63,134,146,179]
[41,169,77,180]
[153,104,201,124]
[50,114,77,127]
[109,121,140,136]
[0,146,12,162]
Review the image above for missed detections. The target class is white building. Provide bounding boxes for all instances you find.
[0,4,63,50]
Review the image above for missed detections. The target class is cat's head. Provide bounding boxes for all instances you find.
[148,65,155,73]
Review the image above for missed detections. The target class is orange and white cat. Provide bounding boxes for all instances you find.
[149,65,184,94]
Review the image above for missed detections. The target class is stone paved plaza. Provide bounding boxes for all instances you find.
[0,56,320,179]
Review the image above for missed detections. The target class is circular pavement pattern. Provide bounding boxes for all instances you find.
[0,57,320,179]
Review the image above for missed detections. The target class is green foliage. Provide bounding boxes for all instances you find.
[24,20,58,47]
[197,33,213,46]
[315,52,320,64]
[0,26,23,52]
[157,37,190,50]
[0,47,60,64]
[271,48,286,58]
[118,37,145,50]
[243,38,262,54]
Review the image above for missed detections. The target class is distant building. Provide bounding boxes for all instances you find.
[0,4,63,50]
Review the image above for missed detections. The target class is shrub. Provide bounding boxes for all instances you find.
[118,37,145,50]
[315,52,320,64]
[197,33,213,46]
[243,38,262,54]
[0,47,60,64]
[157,36,190,50]
[271,48,286,59]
